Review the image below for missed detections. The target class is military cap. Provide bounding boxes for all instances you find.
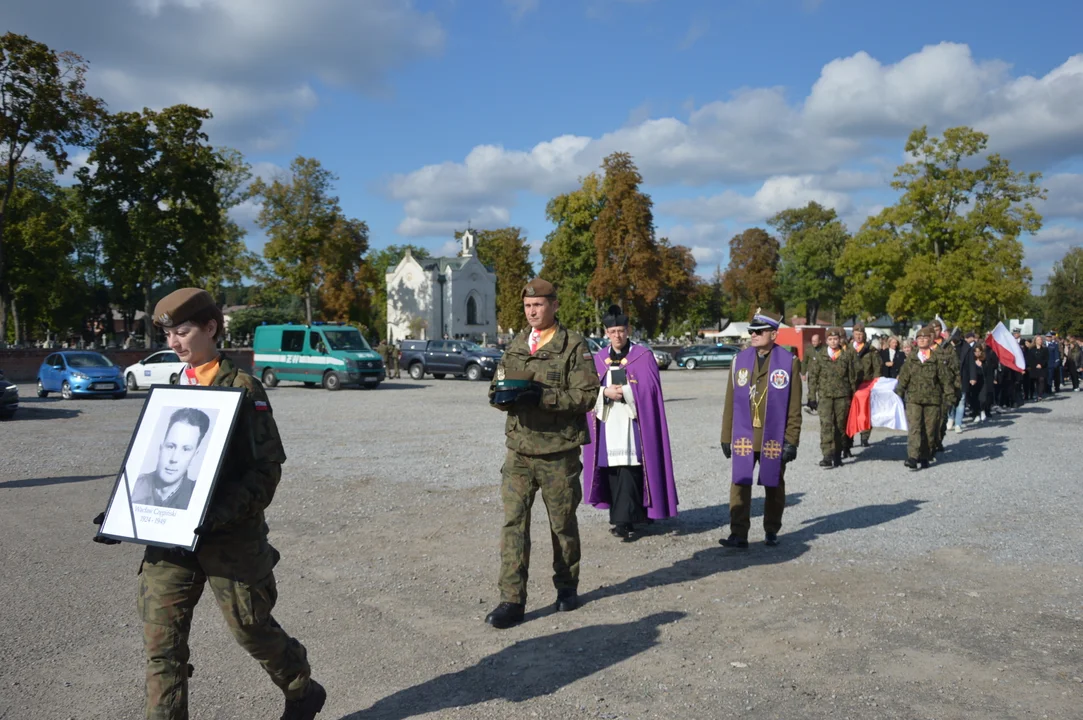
[749,308,782,331]
[491,369,539,406]
[852,321,866,332]
[826,326,845,338]
[153,288,224,335]
[521,278,556,299]
[915,325,936,339]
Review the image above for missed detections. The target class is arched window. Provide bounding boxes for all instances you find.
[467,295,479,325]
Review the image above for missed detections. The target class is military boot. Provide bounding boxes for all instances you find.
[485,602,525,629]
[841,448,853,459]
[281,680,326,720]
[719,534,749,549]
[819,455,834,468]
[832,453,843,468]
[555,589,579,612]
[904,458,918,470]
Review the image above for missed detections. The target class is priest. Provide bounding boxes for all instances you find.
[583,305,678,541]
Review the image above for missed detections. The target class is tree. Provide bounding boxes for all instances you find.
[589,152,661,330]
[1045,248,1083,337]
[252,156,369,325]
[642,238,697,337]
[316,216,370,322]
[770,202,848,325]
[78,105,223,347]
[0,33,103,343]
[466,227,534,334]
[838,126,1043,328]
[541,173,603,332]
[721,227,780,318]
[196,147,262,302]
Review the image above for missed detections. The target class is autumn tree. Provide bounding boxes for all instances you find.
[78,105,223,347]
[837,126,1043,328]
[770,202,848,325]
[0,33,103,343]
[1044,248,1083,337]
[721,227,781,319]
[638,238,697,336]
[465,227,534,334]
[252,156,369,325]
[589,152,661,330]
[541,173,603,332]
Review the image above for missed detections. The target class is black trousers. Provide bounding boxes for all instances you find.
[606,466,648,526]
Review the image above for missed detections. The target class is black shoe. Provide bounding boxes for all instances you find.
[719,534,749,549]
[611,523,632,539]
[555,589,578,612]
[281,680,327,720]
[904,458,918,470]
[841,449,853,459]
[860,437,870,447]
[764,532,779,547]
[484,602,525,629]
[920,459,930,469]
[819,456,834,468]
[832,453,843,468]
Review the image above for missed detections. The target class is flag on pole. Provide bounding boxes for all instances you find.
[985,321,1025,373]
[846,378,908,436]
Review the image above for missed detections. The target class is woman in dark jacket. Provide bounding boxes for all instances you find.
[1026,336,1050,400]
[972,344,997,421]
[879,336,905,379]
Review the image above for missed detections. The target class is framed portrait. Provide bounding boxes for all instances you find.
[96,385,246,550]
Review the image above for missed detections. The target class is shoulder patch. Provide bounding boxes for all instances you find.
[583,351,593,360]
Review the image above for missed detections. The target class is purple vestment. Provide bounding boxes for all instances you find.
[583,343,679,519]
[730,346,791,487]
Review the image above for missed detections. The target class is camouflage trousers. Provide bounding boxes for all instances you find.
[138,543,311,720]
[906,402,941,461]
[728,457,786,538]
[499,448,583,604]
[819,396,852,456]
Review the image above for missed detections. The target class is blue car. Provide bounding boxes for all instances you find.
[37,351,127,400]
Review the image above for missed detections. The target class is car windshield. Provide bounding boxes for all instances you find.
[461,342,488,352]
[65,353,113,368]
[322,329,371,352]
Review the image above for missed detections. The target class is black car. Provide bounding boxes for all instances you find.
[0,369,18,419]
[399,339,502,381]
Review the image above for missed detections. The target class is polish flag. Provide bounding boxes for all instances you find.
[846,378,908,436]
[985,321,1025,373]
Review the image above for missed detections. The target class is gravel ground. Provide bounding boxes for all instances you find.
[1,369,1081,720]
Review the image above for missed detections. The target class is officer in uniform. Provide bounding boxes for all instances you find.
[94,288,326,720]
[807,327,855,468]
[484,278,600,629]
[931,323,961,454]
[845,322,881,452]
[387,338,401,379]
[895,325,949,469]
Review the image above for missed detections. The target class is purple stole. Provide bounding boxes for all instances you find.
[730,346,791,487]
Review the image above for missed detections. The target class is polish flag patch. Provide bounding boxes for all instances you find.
[254,400,270,412]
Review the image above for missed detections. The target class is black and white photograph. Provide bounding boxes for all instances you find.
[96,385,245,550]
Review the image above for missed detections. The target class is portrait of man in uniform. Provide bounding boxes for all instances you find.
[131,407,213,510]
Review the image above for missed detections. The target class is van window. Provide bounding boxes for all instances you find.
[281,330,305,352]
[310,331,323,351]
[322,328,370,352]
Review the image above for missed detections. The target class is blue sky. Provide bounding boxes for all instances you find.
[9,0,1083,283]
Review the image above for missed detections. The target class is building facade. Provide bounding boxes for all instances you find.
[385,230,498,343]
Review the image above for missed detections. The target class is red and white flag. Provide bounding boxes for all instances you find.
[985,321,1025,373]
[846,378,908,436]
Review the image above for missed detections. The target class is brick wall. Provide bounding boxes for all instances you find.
[0,349,253,382]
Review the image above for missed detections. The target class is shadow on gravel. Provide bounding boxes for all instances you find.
[6,404,82,421]
[934,435,1009,463]
[0,473,112,489]
[572,499,926,609]
[338,611,685,720]
[653,492,807,537]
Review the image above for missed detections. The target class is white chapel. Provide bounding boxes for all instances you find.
[385,229,498,343]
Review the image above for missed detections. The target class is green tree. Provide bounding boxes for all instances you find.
[466,227,534,334]
[196,147,262,302]
[78,105,223,348]
[721,227,781,318]
[642,238,697,337]
[0,33,103,343]
[589,152,661,330]
[838,126,1043,328]
[316,215,370,322]
[541,173,603,332]
[252,156,368,325]
[1044,248,1083,337]
[770,202,848,325]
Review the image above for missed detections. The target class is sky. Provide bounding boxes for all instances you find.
[8,0,1083,286]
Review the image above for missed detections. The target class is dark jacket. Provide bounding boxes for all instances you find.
[1026,344,1050,379]
[879,348,905,379]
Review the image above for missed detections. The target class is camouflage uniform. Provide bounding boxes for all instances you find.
[932,341,961,450]
[807,344,855,457]
[489,324,599,604]
[139,355,311,720]
[845,342,882,447]
[895,347,949,461]
[801,343,826,375]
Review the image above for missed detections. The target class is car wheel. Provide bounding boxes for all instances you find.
[262,368,278,387]
[36,379,48,398]
[408,363,424,380]
[169,373,179,385]
[685,359,698,370]
[432,373,446,379]
[323,371,342,391]
[126,373,139,391]
[61,381,73,400]
[466,364,482,381]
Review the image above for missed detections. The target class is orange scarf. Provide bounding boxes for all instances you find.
[192,358,221,387]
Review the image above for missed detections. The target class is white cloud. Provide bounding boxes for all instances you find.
[7,0,444,150]
[1039,174,1083,220]
[1025,225,1083,285]
[660,175,855,223]
[389,43,1083,238]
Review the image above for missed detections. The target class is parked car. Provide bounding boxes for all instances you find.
[673,344,713,364]
[37,351,126,399]
[400,339,501,381]
[123,350,187,390]
[676,344,741,370]
[0,369,18,418]
[637,342,673,370]
[253,322,385,390]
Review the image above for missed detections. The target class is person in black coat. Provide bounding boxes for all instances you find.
[1026,336,1050,400]
[972,343,997,420]
[879,336,905,379]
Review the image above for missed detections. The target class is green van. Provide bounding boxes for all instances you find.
[253,323,385,390]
